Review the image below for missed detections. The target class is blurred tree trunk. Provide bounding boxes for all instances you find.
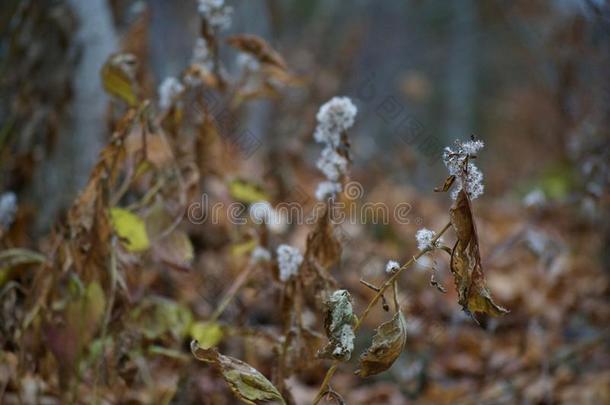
[33,0,117,233]
[445,0,477,140]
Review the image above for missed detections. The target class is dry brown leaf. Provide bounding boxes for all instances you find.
[124,130,173,168]
[227,34,287,70]
[434,175,456,193]
[356,310,407,377]
[305,207,342,270]
[191,341,286,404]
[449,189,508,319]
[154,230,194,271]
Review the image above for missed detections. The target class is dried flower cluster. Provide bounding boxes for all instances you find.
[249,201,285,233]
[442,139,485,200]
[158,77,184,110]
[415,227,440,251]
[250,246,271,263]
[276,244,303,282]
[191,38,214,73]
[197,0,233,30]
[385,260,400,274]
[313,97,357,200]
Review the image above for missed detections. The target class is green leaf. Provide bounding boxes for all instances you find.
[191,341,286,405]
[109,207,150,252]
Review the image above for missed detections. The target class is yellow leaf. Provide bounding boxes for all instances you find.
[101,53,138,107]
[109,208,150,252]
[230,239,258,257]
[190,321,223,349]
[228,179,269,204]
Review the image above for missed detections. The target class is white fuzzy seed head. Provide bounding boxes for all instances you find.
[415,228,439,251]
[197,0,233,30]
[442,139,485,200]
[249,201,274,224]
[249,201,286,233]
[251,246,271,263]
[316,146,348,182]
[314,96,357,147]
[158,77,185,110]
[315,181,342,201]
[385,260,400,274]
[276,244,303,282]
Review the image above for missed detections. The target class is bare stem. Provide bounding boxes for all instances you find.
[210,262,257,322]
[312,221,452,404]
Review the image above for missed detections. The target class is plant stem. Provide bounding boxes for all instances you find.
[210,262,256,322]
[312,221,452,404]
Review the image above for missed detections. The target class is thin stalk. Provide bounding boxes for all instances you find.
[313,221,452,404]
[210,263,256,322]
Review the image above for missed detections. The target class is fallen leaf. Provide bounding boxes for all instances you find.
[191,341,286,404]
[356,311,407,377]
[109,207,150,252]
[449,189,508,319]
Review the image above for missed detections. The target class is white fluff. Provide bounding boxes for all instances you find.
[276,244,303,282]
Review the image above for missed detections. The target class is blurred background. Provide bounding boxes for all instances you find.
[1,0,609,404]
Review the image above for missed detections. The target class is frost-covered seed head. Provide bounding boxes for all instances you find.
[316,146,348,182]
[314,97,357,147]
[385,260,400,274]
[197,0,233,30]
[461,139,484,155]
[249,201,274,224]
[415,228,440,251]
[250,201,285,233]
[251,246,271,263]
[315,181,342,201]
[158,77,185,110]
[442,139,485,200]
[276,244,303,282]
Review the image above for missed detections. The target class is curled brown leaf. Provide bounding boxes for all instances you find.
[355,310,407,377]
[449,189,508,319]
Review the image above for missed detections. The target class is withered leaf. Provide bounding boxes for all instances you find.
[356,310,407,377]
[191,341,286,405]
[449,189,508,319]
[317,290,357,362]
[226,34,287,70]
[305,206,342,270]
[434,175,456,192]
